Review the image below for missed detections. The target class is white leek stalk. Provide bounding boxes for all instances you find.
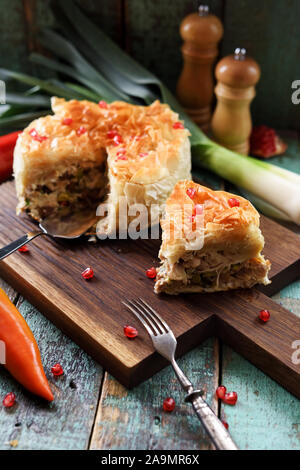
[192,141,300,225]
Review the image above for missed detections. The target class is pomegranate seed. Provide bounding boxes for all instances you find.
[228,198,240,208]
[81,267,94,280]
[223,392,238,406]
[29,128,48,142]
[193,204,203,216]
[146,267,157,279]
[139,152,149,158]
[173,122,184,130]
[216,386,227,400]
[163,397,176,412]
[51,363,64,376]
[98,100,108,109]
[113,134,123,146]
[130,135,141,142]
[222,421,229,430]
[107,130,118,139]
[77,126,87,136]
[124,325,138,339]
[3,392,16,408]
[259,309,270,323]
[250,126,277,158]
[18,245,29,253]
[116,149,127,159]
[62,118,73,126]
[186,187,196,199]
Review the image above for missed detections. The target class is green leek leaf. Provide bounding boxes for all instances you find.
[54,0,161,88]
[65,82,102,102]
[51,2,157,104]
[0,110,49,128]
[0,68,80,100]
[46,79,90,101]
[38,29,132,103]
[29,53,107,101]
[5,91,50,107]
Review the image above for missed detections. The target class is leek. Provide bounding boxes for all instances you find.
[192,142,300,224]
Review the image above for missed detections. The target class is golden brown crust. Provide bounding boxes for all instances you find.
[156,180,271,295]
[159,180,263,264]
[164,179,259,229]
[14,98,190,184]
[13,98,192,227]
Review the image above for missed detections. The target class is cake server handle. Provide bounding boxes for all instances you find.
[0,231,44,260]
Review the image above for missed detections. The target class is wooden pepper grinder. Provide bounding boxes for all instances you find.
[176,5,223,132]
[211,48,261,155]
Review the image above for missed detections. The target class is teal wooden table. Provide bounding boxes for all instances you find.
[0,0,300,451]
[0,135,299,451]
[0,259,299,450]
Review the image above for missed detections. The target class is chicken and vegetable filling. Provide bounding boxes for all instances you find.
[23,162,107,220]
[155,251,270,294]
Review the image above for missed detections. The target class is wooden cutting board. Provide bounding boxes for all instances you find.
[0,181,300,397]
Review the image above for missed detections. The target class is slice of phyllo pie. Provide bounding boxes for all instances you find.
[155,180,271,295]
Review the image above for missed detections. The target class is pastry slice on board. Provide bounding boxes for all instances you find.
[155,180,271,295]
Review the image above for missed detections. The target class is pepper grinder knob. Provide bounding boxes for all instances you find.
[198,5,209,16]
[176,5,224,133]
[211,48,261,155]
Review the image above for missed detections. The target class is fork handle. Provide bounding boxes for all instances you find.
[185,391,238,450]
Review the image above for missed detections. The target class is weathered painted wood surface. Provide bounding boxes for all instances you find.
[0,0,299,449]
[0,198,299,450]
[1,278,299,449]
[220,292,300,450]
[0,279,103,450]
[1,135,300,450]
[90,339,219,450]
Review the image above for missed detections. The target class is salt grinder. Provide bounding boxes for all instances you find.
[176,5,224,132]
[211,48,261,155]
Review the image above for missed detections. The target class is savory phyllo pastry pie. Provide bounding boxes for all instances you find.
[155,180,271,294]
[14,98,191,234]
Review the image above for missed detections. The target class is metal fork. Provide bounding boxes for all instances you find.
[123,298,238,451]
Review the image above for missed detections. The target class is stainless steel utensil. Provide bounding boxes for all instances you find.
[123,298,238,451]
[0,212,97,260]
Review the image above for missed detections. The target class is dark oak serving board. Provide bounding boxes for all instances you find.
[0,181,300,396]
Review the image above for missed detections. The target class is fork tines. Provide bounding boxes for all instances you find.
[122,298,170,337]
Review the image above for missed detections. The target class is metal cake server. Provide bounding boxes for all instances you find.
[0,212,97,260]
[123,298,239,451]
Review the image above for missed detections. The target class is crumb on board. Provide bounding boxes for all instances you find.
[9,440,18,447]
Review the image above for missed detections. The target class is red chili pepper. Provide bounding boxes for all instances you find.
[0,131,21,183]
[0,287,53,401]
